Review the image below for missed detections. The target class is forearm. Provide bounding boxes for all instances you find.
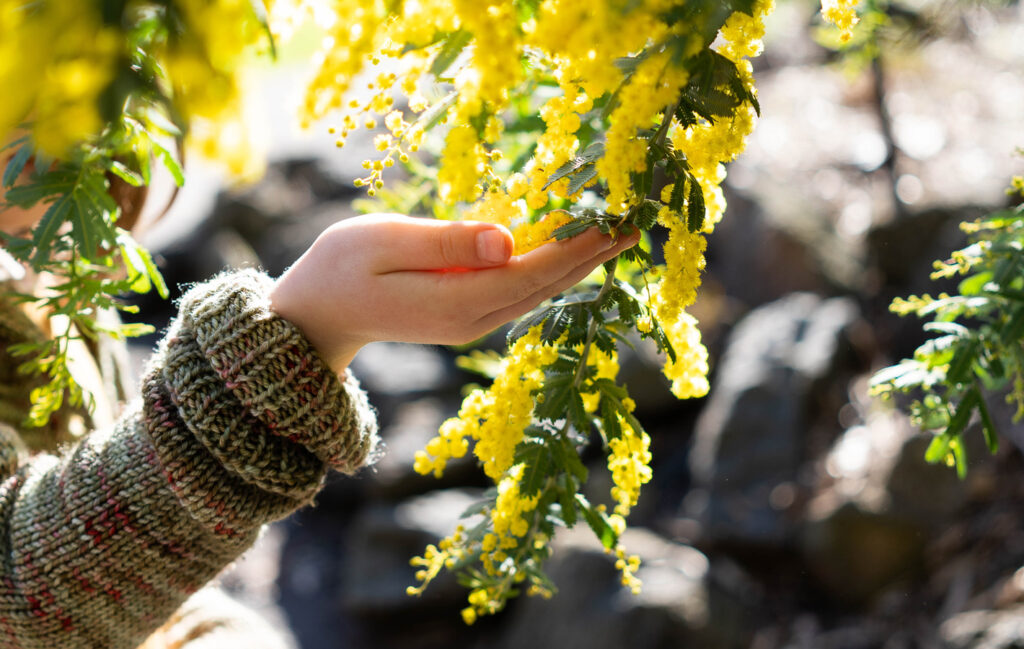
[0,269,378,648]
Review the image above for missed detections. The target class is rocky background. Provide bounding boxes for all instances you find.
[128,3,1024,648]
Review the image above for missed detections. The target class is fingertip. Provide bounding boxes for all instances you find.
[619,231,642,248]
[475,224,513,265]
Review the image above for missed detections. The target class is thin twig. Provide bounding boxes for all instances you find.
[574,257,619,389]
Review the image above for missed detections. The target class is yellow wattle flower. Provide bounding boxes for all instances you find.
[821,0,860,43]
[581,348,620,413]
[607,418,652,517]
[659,311,710,400]
[0,2,119,156]
[597,51,689,215]
[414,325,557,482]
[438,125,488,204]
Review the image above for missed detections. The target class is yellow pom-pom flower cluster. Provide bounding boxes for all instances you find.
[414,325,558,481]
[480,464,541,571]
[167,0,272,180]
[463,190,574,256]
[661,312,711,399]
[821,0,861,43]
[0,0,272,177]
[439,125,490,204]
[0,2,118,156]
[597,52,690,216]
[608,415,653,518]
[582,348,621,413]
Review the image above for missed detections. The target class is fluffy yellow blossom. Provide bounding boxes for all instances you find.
[490,465,540,550]
[607,417,652,517]
[186,89,268,181]
[581,348,621,413]
[821,0,860,43]
[525,85,591,200]
[662,0,772,230]
[613,544,643,595]
[265,0,334,42]
[463,189,523,229]
[33,38,118,156]
[597,52,689,215]
[159,0,271,179]
[653,225,707,324]
[719,0,773,62]
[0,2,118,155]
[462,190,573,255]
[386,0,457,48]
[523,0,687,209]
[506,173,530,200]
[528,0,670,101]
[300,0,388,126]
[462,584,505,621]
[659,310,710,400]
[450,1,522,121]
[407,542,449,596]
[408,525,472,596]
[438,125,488,204]
[510,211,574,255]
[414,326,558,481]
[647,213,711,399]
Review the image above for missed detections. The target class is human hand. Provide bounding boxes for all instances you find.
[268,213,639,373]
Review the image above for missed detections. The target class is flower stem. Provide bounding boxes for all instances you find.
[574,256,619,389]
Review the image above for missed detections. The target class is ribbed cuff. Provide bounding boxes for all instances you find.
[149,269,378,504]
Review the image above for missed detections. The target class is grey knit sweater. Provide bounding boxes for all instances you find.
[0,269,379,648]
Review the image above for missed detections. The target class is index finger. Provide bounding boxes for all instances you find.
[359,214,514,272]
[436,226,634,314]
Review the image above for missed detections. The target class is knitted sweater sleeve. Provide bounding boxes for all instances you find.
[0,269,379,649]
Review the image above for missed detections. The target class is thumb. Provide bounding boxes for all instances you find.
[384,217,514,270]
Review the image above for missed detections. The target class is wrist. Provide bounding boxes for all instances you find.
[268,275,362,374]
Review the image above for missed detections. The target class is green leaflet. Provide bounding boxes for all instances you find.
[687,175,706,232]
[575,494,618,550]
[151,141,185,187]
[543,142,605,191]
[516,439,554,498]
[430,30,473,78]
[3,144,33,189]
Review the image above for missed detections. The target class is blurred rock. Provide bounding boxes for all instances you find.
[708,189,832,309]
[800,498,925,605]
[340,488,483,615]
[495,527,760,649]
[687,293,860,547]
[351,343,461,398]
[940,605,1024,649]
[822,410,970,528]
[798,384,998,603]
[779,616,888,649]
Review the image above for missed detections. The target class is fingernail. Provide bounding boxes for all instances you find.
[477,229,509,263]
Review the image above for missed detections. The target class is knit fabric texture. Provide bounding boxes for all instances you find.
[0,269,378,648]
